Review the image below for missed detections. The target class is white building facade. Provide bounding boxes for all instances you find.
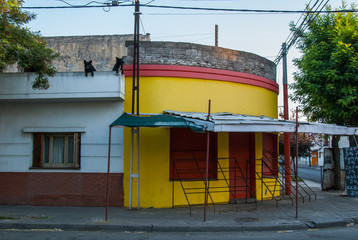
[0,72,125,206]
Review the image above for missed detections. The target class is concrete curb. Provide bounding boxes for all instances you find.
[304,219,351,229]
[0,219,352,232]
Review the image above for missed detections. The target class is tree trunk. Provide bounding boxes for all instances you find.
[332,135,344,190]
[349,116,358,147]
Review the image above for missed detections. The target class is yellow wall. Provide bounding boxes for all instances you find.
[131,77,277,117]
[123,76,278,208]
[254,132,280,201]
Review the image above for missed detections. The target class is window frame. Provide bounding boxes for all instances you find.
[32,132,81,169]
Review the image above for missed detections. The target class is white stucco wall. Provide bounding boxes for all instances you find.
[0,72,125,101]
[0,101,124,173]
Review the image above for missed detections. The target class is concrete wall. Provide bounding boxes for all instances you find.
[45,34,151,72]
[5,34,151,73]
[125,41,276,81]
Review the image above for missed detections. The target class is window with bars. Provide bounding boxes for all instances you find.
[32,133,81,169]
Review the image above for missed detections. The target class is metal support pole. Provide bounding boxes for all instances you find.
[282,42,292,195]
[129,128,134,210]
[105,127,112,221]
[129,0,141,211]
[132,0,140,115]
[137,127,140,209]
[295,107,299,218]
[204,99,211,222]
[129,127,139,210]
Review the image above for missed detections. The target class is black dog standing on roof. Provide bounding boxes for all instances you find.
[112,57,125,75]
[84,60,96,77]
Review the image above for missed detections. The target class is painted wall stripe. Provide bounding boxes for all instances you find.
[123,65,279,94]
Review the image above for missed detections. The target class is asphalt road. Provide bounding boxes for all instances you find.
[297,164,322,183]
[1,225,358,240]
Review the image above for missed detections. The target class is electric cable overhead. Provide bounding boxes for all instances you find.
[22,2,357,13]
[273,0,330,65]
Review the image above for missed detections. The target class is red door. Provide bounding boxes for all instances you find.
[229,132,255,199]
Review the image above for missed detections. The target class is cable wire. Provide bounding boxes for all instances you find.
[273,0,331,65]
[22,2,357,13]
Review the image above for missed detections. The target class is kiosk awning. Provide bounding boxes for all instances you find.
[110,112,209,132]
[164,110,358,135]
[110,111,358,135]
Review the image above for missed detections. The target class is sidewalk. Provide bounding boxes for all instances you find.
[1,181,358,232]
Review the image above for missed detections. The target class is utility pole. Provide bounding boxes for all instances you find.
[215,24,218,47]
[129,0,141,211]
[282,42,292,195]
[132,0,140,115]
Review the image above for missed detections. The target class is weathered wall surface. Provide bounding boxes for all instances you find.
[45,34,151,72]
[125,41,276,81]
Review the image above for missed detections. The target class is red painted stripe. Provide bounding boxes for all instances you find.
[123,65,279,94]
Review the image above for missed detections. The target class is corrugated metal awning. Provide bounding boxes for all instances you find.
[164,110,358,135]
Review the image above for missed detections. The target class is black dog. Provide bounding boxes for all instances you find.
[112,57,125,75]
[84,60,96,77]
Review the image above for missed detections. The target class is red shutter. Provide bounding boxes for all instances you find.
[32,133,43,167]
[74,133,81,168]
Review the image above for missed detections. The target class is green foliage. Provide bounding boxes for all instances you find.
[0,0,59,89]
[290,2,358,126]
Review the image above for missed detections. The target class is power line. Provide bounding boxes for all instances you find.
[22,4,132,9]
[273,0,331,65]
[140,3,356,13]
[22,3,358,13]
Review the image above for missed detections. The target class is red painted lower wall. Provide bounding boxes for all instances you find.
[0,172,124,207]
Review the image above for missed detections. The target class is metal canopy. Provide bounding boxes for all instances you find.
[110,112,208,132]
[164,110,358,135]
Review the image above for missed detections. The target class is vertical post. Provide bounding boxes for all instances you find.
[132,0,140,115]
[137,127,140,209]
[129,0,141,211]
[215,24,218,47]
[245,160,248,202]
[282,42,292,195]
[129,128,134,210]
[105,127,112,221]
[172,159,175,208]
[234,160,237,199]
[204,100,211,222]
[295,107,299,218]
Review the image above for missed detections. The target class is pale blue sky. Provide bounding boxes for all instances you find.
[23,0,355,113]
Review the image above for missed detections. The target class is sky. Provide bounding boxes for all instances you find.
[22,0,356,116]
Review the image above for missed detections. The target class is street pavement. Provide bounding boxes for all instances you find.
[0,180,358,233]
[298,163,322,182]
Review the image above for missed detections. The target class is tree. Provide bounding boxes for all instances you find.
[290,2,358,189]
[0,0,58,89]
[279,133,322,169]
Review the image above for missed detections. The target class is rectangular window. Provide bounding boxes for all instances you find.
[170,128,217,181]
[32,133,81,169]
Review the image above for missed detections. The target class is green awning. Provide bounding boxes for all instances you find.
[110,113,206,132]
